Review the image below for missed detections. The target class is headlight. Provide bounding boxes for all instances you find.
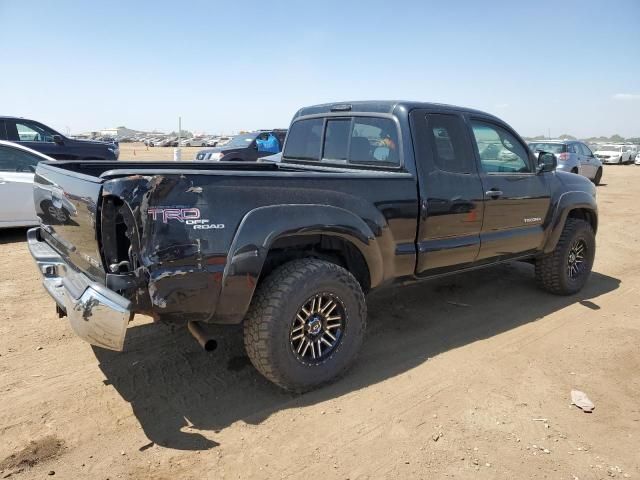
[209,152,223,161]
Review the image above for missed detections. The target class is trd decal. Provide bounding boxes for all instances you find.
[148,207,200,223]
[148,207,225,230]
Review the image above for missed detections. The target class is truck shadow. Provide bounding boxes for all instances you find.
[93,262,620,451]
[0,227,30,245]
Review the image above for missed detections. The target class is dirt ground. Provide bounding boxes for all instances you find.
[1,165,639,479]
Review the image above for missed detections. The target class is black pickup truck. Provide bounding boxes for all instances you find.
[28,101,598,392]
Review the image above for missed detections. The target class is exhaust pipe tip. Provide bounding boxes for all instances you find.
[187,321,218,352]
[202,338,218,352]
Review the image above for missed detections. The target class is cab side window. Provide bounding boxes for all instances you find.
[470,121,532,173]
[0,146,40,172]
[6,120,55,142]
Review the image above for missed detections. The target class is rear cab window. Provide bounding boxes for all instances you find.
[283,118,324,161]
[283,116,400,168]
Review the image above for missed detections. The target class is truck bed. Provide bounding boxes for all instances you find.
[33,160,419,327]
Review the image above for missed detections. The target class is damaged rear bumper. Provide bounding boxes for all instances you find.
[28,227,132,351]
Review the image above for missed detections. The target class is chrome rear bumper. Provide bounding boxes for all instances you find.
[28,228,132,351]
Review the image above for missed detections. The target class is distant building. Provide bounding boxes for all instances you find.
[99,126,139,138]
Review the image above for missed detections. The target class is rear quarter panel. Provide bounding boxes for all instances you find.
[103,169,419,323]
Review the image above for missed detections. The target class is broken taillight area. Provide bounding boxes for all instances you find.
[101,196,140,275]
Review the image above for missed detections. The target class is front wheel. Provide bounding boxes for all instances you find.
[243,258,366,392]
[535,218,595,295]
[592,168,602,185]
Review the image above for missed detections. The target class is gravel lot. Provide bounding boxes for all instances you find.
[0,164,638,479]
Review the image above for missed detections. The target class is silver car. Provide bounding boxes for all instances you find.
[528,140,603,185]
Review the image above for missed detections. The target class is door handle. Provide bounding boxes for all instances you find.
[485,189,503,198]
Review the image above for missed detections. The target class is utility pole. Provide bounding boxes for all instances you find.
[174,116,182,161]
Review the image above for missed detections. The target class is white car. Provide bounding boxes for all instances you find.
[594,145,634,164]
[205,136,229,147]
[180,137,207,147]
[0,141,54,228]
[257,152,282,163]
[635,153,640,165]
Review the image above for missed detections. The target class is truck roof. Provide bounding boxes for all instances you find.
[528,139,579,144]
[293,100,501,121]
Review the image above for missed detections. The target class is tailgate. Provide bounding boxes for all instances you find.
[33,163,106,282]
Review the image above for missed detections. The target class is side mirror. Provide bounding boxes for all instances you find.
[536,151,557,173]
[52,135,64,145]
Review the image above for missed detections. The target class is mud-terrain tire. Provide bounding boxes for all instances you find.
[243,258,366,392]
[535,218,595,295]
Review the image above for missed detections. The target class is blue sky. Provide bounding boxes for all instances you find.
[0,0,638,137]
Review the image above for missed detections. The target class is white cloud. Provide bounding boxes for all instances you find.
[612,93,640,101]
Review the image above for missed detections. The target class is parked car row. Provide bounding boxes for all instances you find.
[143,135,232,148]
[528,140,603,184]
[526,140,640,184]
[195,129,287,162]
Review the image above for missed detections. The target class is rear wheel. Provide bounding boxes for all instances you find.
[243,258,366,392]
[535,218,595,295]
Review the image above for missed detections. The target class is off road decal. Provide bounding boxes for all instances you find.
[148,207,225,230]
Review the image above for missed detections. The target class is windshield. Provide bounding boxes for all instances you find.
[529,143,567,154]
[597,145,622,152]
[224,133,257,147]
